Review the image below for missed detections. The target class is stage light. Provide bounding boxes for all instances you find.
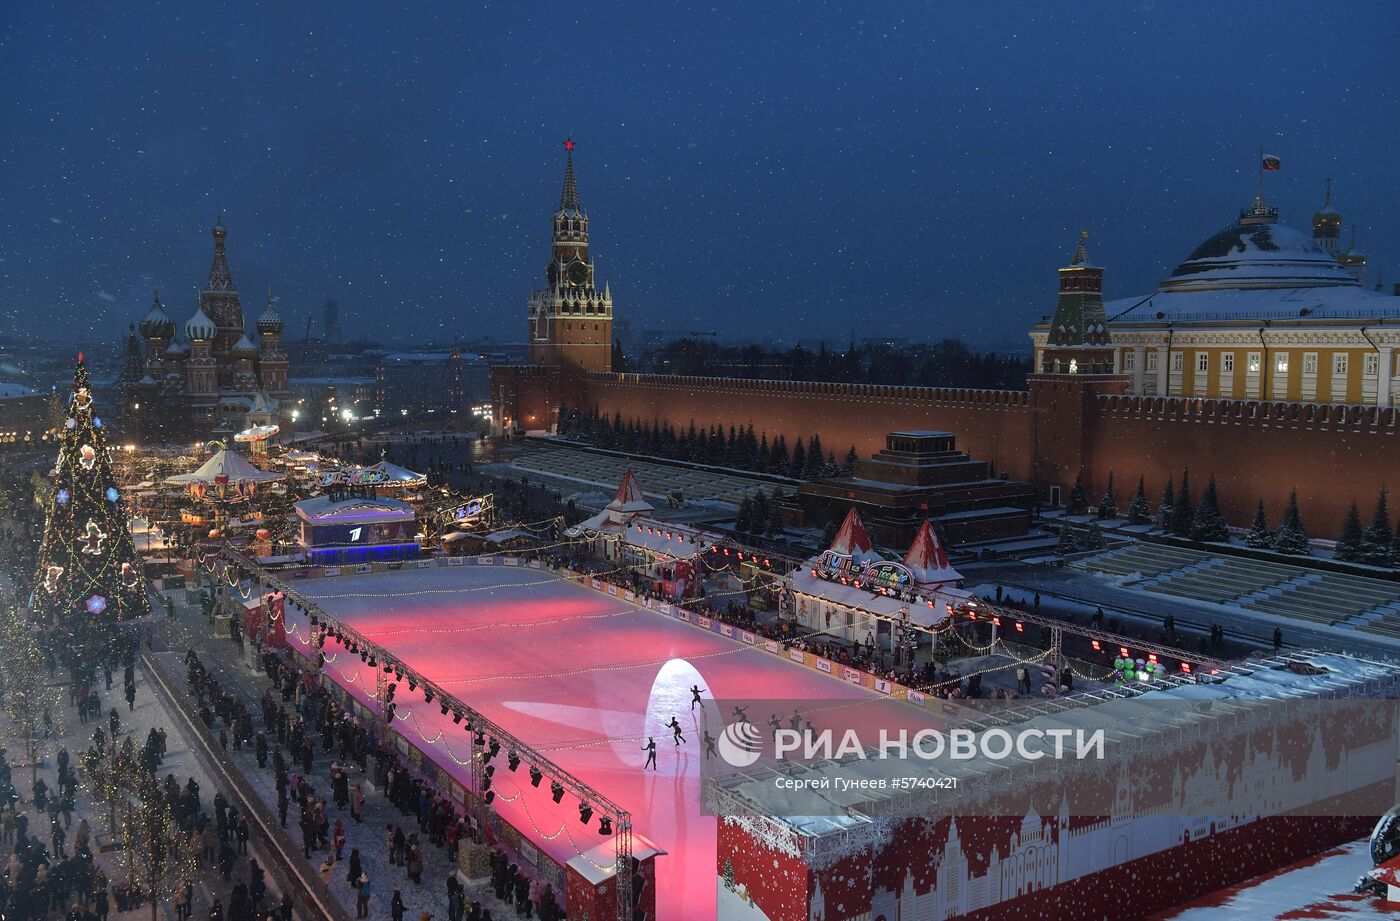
[481,775,492,792]
[578,803,593,825]
[385,683,396,701]
[474,730,486,747]
[507,752,520,772]
[487,740,500,760]
[1182,662,1193,674]
[367,656,376,668]
[407,679,416,692]
[529,766,543,787]
[1119,647,1130,659]
[452,710,463,724]
[394,667,404,680]
[551,782,565,803]
[386,703,396,719]
[424,689,433,704]
[483,790,495,805]
[310,614,319,627]
[483,765,495,779]
[441,703,450,716]
[1091,640,1102,652]
[598,817,612,835]
[360,651,368,663]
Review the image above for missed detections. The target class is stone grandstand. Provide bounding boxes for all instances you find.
[1073,542,1400,638]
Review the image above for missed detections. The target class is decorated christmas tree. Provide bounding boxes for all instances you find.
[31,354,149,624]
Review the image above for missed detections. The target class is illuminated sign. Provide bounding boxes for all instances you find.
[814,550,914,598]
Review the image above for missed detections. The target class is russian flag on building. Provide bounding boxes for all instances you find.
[1261,153,1281,171]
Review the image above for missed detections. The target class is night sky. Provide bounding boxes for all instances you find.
[2,1,1396,352]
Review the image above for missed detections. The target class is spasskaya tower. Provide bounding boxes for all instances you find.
[527,139,614,373]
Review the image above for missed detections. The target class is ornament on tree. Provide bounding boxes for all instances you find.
[74,387,92,412]
[80,520,108,555]
[78,444,97,470]
[85,595,108,615]
[121,562,140,588]
[56,488,70,505]
[43,565,64,593]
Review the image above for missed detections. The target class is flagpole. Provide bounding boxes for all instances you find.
[1256,145,1263,202]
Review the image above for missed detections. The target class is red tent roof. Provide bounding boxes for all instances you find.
[902,520,962,588]
[829,507,875,559]
[609,468,651,510]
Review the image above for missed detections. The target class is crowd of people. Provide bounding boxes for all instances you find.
[184,646,568,920]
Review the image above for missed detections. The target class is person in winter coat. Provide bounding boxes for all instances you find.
[333,820,347,861]
[345,848,362,885]
[391,890,407,921]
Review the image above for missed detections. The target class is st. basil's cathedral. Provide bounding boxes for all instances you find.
[119,218,291,439]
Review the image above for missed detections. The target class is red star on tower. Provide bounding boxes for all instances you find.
[563,138,575,152]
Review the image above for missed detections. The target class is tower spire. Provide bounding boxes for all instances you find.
[559,138,581,212]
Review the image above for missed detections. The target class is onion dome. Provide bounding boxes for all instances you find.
[185,305,216,341]
[256,291,283,334]
[164,336,189,358]
[139,292,176,339]
[1312,178,1341,245]
[231,333,258,358]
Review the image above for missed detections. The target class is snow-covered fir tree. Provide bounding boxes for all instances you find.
[1065,474,1089,516]
[1156,477,1175,530]
[1272,489,1311,555]
[1244,501,1273,549]
[1362,488,1396,566]
[1335,502,1365,562]
[1190,475,1229,543]
[1125,477,1151,525]
[1169,468,1193,536]
[1097,471,1118,520]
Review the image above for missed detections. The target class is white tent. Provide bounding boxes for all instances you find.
[164,449,283,486]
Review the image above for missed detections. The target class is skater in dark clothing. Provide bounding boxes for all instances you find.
[665,717,685,746]
[731,704,749,723]
[703,730,717,760]
[689,685,705,710]
[641,738,657,771]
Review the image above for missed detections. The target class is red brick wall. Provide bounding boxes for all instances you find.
[1086,396,1400,539]
[560,371,1399,541]
[581,372,1035,482]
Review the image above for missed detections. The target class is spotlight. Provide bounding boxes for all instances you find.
[550,782,565,804]
[486,740,500,760]
[483,790,495,805]
[483,765,495,779]
[474,730,486,747]
[529,766,543,788]
[407,679,416,692]
[481,775,492,792]
[578,803,593,825]
[507,751,520,772]
[394,666,404,680]
[598,817,612,835]
[386,703,396,719]
[385,683,396,701]
[359,651,367,663]
[423,689,433,704]
[366,656,376,668]
[310,614,319,627]
[440,702,449,716]
[453,710,464,725]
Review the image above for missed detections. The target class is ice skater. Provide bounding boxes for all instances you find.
[788,710,802,732]
[642,737,657,771]
[689,684,705,710]
[731,704,749,724]
[768,713,783,738]
[666,716,686,746]
[703,730,717,760]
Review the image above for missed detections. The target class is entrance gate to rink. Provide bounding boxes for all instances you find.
[218,549,635,921]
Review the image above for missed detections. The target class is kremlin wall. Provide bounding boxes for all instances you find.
[494,152,1400,538]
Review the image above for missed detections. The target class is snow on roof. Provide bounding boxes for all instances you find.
[294,494,416,522]
[1162,220,1356,293]
[1107,282,1400,324]
[901,520,962,588]
[624,519,714,557]
[829,507,879,563]
[566,834,666,885]
[789,566,955,628]
[362,460,427,484]
[164,449,284,486]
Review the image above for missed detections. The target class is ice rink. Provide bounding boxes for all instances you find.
[284,562,928,919]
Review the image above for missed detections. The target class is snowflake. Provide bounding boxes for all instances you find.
[105,486,119,502]
[56,488,70,505]
[64,418,76,430]
[85,595,108,615]
[93,417,102,428]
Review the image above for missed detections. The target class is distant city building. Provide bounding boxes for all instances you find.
[1030,185,1399,405]
[120,218,292,438]
[285,376,377,423]
[375,349,471,413]
[0,383,49,445]
[323,298,342,344]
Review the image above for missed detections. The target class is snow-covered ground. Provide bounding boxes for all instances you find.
[1154,838,1397,920]
[288,563,925,920]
